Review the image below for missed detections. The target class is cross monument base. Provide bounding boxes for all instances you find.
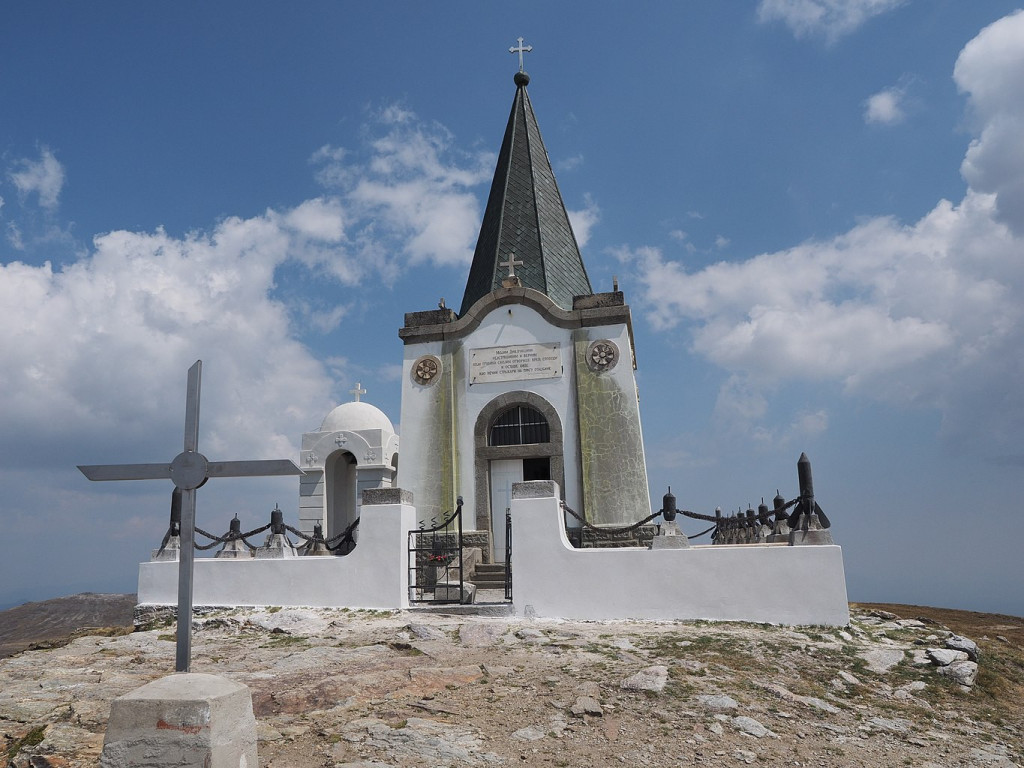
[99,673,257,768]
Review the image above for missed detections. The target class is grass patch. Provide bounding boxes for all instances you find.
[5,726,45,761]
[581,642,619,659]
[386,641,425,656]
[263,634,309,648]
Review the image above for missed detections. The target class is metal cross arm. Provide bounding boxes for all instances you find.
[78,459,302,484]
[77,360,303,673]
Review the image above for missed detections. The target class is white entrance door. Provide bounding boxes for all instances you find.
[489,459,523,557]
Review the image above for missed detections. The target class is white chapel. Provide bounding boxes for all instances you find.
[135,60,850,626]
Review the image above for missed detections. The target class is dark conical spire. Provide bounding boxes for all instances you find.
[459,71,592,315]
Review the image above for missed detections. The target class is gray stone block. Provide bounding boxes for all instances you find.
[362,487,413,506]
[434,581,477,603]
[649,521,690,549]
[100,673,257,768]
[572,291,624,309]
[512,480,557,499]
[403,308,457,328]
[789,528,835,546]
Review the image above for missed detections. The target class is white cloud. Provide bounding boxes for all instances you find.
[294,302,349,334]
[757,0,905,42]
[0,103,504,475]
[567,195,600,249]
[312,106,493,270]
[7,222,24,250]
[9,147,65,210]
[556,154,584,172]
[955,10,1024,235]
[864,86,906,125]
[624,13,1024,459]
[0,212,346,467]
[378,363,404,382]
[625,190,1018,417]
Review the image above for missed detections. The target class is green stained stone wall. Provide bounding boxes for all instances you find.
[574,332,652,526]
[415,345,459,524]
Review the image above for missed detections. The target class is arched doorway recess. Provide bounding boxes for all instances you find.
[473,392,564,559]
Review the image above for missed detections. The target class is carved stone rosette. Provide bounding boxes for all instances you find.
[586,340,619,373]
[412,355,442,386]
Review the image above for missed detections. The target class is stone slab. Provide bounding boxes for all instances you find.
[363,487,413,506]
[100,672,257,768]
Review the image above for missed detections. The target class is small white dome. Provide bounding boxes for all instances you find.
[320,401,395,434]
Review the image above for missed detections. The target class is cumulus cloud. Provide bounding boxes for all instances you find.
[311,105,493,270]
[757,0,905,42]
[955,10,1024,235]
[9,147,65,210]
[567,195,600,249]
[0,212,344,467]
[0,104,499,470]
[864,86,906,125]
[624,12,1024,459]
[556,154,584,172]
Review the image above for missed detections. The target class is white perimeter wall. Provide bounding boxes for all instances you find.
[137,499,415,610]
[511,482,850,626]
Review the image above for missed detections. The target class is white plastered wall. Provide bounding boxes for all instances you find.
[399,302,640,531]
[510,482,850,626]
[137,497,415,609]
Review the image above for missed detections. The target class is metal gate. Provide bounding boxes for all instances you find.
[504,507,513,600]
[408,497,465,604]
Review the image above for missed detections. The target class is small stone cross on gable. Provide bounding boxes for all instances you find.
[78,360,303,673]
[500,252,523,279]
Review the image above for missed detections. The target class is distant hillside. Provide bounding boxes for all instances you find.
[0,592,136,658]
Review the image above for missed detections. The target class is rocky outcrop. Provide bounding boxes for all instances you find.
[1,605,1021,768]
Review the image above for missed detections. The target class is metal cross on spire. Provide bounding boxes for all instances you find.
[509,37,532,73]
[78,360,303,672]
[350,382,367,402]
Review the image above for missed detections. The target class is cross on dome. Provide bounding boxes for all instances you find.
[350,382,367,402]
[509,37,532,73]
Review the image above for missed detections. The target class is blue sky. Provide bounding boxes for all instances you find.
[2,1,1023,616]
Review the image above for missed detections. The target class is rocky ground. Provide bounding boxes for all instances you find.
[2,601,1022,768]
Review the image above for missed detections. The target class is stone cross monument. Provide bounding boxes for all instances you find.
[78,360,303,672]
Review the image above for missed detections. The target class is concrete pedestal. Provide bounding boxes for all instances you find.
[100,673,257,768]
[649,520,689,549]
[255,533,298,558]
[789,513,834,546]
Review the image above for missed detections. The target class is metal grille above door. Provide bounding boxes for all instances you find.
[489,406,550,446]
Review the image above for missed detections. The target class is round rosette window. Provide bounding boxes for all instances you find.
[412,355,442,386]
[586,340,619,373]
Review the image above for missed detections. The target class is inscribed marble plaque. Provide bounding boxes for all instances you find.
[470,343,562,384]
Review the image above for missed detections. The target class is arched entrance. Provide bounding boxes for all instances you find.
[325,450,358,550]
[474,393,564,560]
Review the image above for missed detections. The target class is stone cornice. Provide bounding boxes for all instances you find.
[400,288,635,350]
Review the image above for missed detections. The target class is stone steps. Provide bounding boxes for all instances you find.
[469,563,508,589]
